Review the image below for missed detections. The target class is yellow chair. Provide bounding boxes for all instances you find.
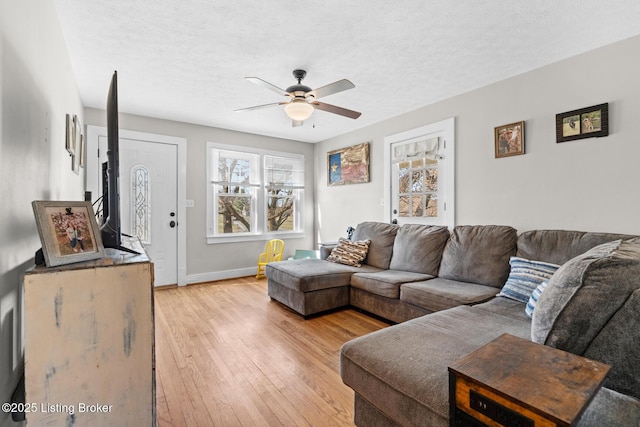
[256,239,285,279]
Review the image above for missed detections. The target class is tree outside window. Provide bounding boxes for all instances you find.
[207,144,304,241]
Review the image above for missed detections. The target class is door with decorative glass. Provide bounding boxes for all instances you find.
[386,118,455,227]
[119,138,178,286]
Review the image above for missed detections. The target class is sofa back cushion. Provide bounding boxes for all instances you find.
[388,224,450,275]
[531,239,640,399]
[438,225,517,288]
[352,222,399,269]
[516,229,637,266]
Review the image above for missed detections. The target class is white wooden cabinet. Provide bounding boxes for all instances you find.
[23,239,155,426]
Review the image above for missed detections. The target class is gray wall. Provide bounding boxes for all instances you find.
[0,1,86,426]
[315,35,640,242]
[83,109,316,282]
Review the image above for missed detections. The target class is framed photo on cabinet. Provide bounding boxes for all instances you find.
[32,200,104,266]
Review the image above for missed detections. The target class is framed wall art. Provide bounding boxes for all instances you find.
[72,115,82,174]
[556,103,609,143]
[495,121,525,158]
[65,114,75,155]
[327,142,370,186]
[32,200,105,267]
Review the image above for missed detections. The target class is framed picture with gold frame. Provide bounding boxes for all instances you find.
[495,121,525,158]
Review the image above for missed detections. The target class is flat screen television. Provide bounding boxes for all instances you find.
[100,71,138,254]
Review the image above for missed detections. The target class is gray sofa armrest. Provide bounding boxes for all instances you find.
[319,242,338,260]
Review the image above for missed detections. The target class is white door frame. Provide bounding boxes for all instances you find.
[86,126,188,286]
[383,117,455,226]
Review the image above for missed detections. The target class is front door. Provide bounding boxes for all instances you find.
[119,138,178,286]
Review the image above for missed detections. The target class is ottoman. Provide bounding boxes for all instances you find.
[265,258,381,317]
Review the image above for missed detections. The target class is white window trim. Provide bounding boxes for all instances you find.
[383,118,455,226]
[206,142,305,244]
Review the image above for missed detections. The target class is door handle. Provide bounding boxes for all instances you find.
[169,220,177,228]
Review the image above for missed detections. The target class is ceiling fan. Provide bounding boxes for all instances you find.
[235,69,361,127]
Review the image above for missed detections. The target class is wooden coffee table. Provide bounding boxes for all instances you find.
[448,333,610,427]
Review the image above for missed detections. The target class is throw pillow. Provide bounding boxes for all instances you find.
[525,281,548,318]
[497,257,560,303]
[327,237,371,267]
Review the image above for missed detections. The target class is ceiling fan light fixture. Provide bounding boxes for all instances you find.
[284,99,314,121]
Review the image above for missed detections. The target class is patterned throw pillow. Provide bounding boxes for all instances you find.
[497,257,560,303]
[525,281,548,318]
[327,238,371,267]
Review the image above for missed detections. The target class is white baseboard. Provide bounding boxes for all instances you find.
[184,267,257,286]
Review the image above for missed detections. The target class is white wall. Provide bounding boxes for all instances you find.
[0,1,86,426]
[83,109,316,283]
[315,35,640,242]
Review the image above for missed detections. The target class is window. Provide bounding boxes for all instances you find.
[131,165,151,244]
[207,143,304,243]
[211,149,259,235]
[384,118,455,227]
[264,154,304,232]
[395,137,440,218]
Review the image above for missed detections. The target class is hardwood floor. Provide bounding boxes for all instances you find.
[154,277,389,426]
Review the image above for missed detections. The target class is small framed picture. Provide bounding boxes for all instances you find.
[79,133,86,168]
[494,121,525,158]
[65,114,75,155]
[72,115,82,174]
[556,103,609,143]
[32,201,105,267]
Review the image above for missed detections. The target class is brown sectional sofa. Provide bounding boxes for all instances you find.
[265,222,640,426]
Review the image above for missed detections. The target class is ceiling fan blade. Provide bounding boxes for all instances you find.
[292,120,304,127]
[310,79,355,99]
[313,102,361,119]
[234,102,286,112]
[245,77,290,97]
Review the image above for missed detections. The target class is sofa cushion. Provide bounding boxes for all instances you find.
[532,239,640,399]
[351,270,433,299]
[340,305,531,427]
[265,259,381,292]
[327,237,371,267]
[497,257,559,303]
[352,222,399,269]
[474,296,531,322]
[400,278,498,312]
[516,229,637,266]
[438,225,517,288]
[388,224,450,275]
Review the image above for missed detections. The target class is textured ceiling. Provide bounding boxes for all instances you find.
[53,1,640,143]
